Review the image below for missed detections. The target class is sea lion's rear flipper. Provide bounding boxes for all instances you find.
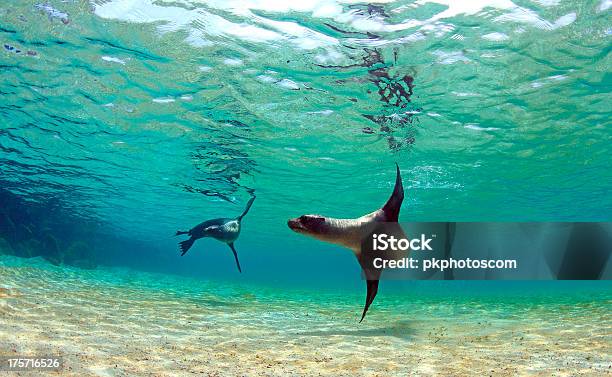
[179,238,195,256]
[359,280,380,323]
[237,196,256,221]
[381,163,404,221]
[175,230,189,236]
[228,243,242,273]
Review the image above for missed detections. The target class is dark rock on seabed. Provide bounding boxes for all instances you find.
[0,188,98,269]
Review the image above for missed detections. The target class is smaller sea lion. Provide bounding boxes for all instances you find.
[176,196,255,273]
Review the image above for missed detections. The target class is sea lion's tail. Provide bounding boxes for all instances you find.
[237,196,256,220]
[179,238,195,256]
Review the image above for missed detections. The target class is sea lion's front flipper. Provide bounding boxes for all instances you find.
[228,243,242,273]
[357,252,383,322]
[360,280,380,323]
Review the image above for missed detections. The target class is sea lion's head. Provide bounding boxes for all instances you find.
[288,214,361,249]
[287,215,327,237]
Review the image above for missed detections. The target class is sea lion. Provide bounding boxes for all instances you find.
[288,164,406,322]
[176,196,256,273]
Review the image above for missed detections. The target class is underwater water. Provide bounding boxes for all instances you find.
[0,0,611,375]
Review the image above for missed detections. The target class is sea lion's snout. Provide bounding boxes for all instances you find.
[287,218,304,232]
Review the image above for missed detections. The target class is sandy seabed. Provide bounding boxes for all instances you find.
[0,256,610,377]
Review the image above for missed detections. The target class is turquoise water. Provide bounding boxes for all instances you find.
[2,0,611,228]
[2,1,611,280]
[1,0,611,284]
[1,0,611,346]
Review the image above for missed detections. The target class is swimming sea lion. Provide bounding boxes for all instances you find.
[176,196,256,273]
[288,164,406,321]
